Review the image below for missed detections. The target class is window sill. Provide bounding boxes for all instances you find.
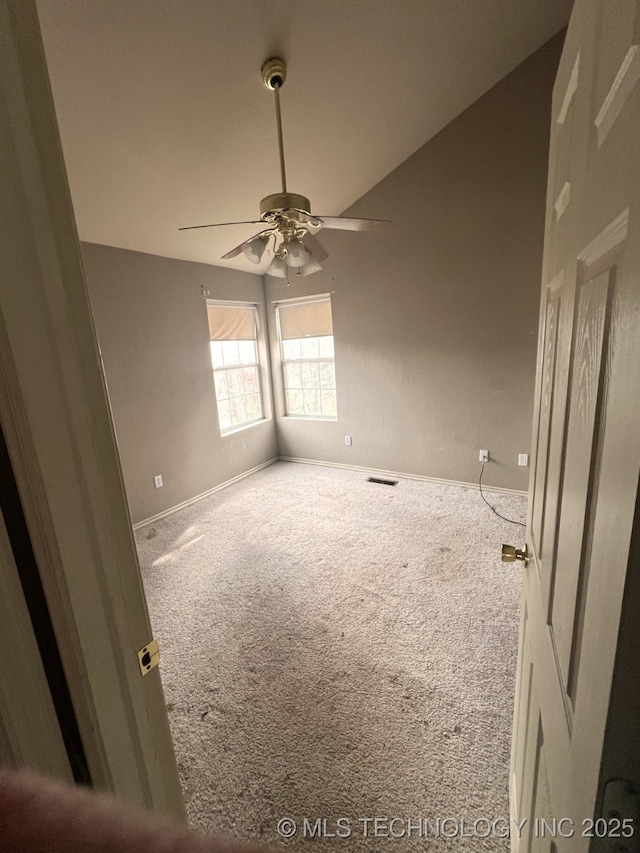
[281,415,338,423]
[220,417,271,437]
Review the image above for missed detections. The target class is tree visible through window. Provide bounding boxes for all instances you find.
[207,303,263,433]
[277,297,337,419]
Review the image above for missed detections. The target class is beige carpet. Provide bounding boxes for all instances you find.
[136,461,526,851]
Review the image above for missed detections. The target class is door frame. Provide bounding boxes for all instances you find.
[0,494,73,780]
[0,0,184,817]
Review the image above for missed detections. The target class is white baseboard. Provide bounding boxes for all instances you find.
[277,456,528,497]
[132,457,279,530]
[133,454,526,530]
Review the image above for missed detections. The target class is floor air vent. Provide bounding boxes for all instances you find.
[366,476,398,486]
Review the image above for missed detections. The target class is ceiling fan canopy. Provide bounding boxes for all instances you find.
[179,57,391,279]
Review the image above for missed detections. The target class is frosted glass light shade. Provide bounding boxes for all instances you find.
[285,240,310,267]
[242,237,266,264]
[266,256,287,277]
[301,256,323,276]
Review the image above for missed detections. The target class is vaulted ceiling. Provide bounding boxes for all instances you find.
[36,0,572,273]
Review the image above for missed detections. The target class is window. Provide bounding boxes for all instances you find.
[207,302,264,433]
[276,296,337,419]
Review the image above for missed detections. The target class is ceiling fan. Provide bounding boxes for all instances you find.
[179,57,391,279]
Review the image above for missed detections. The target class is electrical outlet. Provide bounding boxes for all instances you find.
[154,475,163,488]
[479,450,489,463]
[518,453,529,467]
[345,435,352,446]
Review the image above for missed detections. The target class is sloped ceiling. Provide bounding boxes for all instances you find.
[36,0,572,273]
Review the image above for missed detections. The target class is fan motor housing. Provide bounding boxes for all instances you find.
[260,192,311,218]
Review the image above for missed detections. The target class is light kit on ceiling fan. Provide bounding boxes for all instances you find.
[241,234,268,264]
[301,255,322,276]
[266,256,288,278]
[179,57,391,281]
[285,239,309,267]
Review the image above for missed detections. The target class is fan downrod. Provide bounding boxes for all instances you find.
[262,57,287,90]
[260,58,314,222]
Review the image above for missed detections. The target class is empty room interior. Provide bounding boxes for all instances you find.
[7,0,593,848]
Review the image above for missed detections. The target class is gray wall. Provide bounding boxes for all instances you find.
[82,243,277,524]
[266,34,563,492]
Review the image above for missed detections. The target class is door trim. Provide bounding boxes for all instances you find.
[0,0,183,816]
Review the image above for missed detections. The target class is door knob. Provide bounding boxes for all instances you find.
[502,544,529,564]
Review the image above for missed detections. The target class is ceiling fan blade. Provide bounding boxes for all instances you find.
[221,229,275,260]
[179,219,264,231]
[313,216,392,232]
[301,233,329,262]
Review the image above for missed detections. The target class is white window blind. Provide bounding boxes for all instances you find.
[207,304,256,341]
[278,298,333,340]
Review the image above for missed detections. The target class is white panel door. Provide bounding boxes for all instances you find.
[510,0,640,849]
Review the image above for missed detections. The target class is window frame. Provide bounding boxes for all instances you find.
[275,295,337,421]
[207,300,266,435]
